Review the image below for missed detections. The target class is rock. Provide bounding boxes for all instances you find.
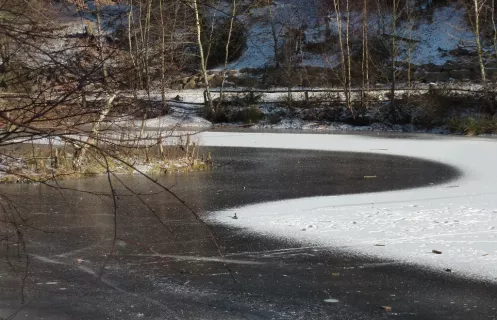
[189,76,199,83]
[180,77,190,85]
[183,78,197,89]
[209,75,225,88]
[450,69,472,80]
[206,74,215,82]
[170,82,183,90]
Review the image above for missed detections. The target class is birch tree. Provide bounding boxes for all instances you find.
[268,3,280,67]
[391,0,399,108]
[192,0,214,115]
[491,0,497,63]
[332,0,353,113]
[219,0,237,102]
[473,0,487,82]
[464,0,487,82]
[345,0,352,114]
[361,0,370,107]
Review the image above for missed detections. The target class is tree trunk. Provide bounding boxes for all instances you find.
[406,0,414,100]
[345,0,352,115]
[493,0,497,61]
[361,0,369,107]
[193,0,214,115]
[391,0,397,110]
[127,0,138,88]
[269,5,279,68]
[333,0,351,113]
[473,0,486,82]
[73,93,117,170]
[159,0,167,111]
[218,0,237,105]
[95,5,108,83]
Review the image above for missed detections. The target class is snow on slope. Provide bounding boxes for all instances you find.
[226,1,475,70]
[200,132,497,282]
[404,4,474,65]
[225,0,330,70]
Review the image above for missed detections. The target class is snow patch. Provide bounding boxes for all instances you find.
[200,132,497,281]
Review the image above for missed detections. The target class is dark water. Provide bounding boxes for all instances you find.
[1,147,495,320]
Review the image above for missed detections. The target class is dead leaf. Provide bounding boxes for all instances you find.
[380,306,392,312]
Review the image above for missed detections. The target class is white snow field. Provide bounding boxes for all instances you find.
[200,132,497,282]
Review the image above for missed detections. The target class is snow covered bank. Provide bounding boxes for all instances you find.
[111,101,212,130]
[200,132,497,281]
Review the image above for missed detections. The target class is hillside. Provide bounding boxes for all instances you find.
[228,0,476,70]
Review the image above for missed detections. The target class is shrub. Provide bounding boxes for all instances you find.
[230,106,264,123]
[228,92,263,106]
[448,116,497,135]
[206,105,264,124]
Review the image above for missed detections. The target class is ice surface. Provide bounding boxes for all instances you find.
[201,132,497,282]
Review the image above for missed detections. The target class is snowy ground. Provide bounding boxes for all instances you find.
[110,101,212,130]
[200,132,497,282]
[120,84,488,134]
[405,4,474,66]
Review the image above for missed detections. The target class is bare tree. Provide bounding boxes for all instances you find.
[492,0,497,62]
[192,0,214,114]
[268,2,280,67]
[361,0,370,106]
[332,0,353,113]
[474,0,487,82]
[391,0,399,108]
[463,0,487,82]
[219,0,238,101]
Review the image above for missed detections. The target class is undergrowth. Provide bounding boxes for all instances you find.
[448,116,497,135]
[0,143,211,183]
